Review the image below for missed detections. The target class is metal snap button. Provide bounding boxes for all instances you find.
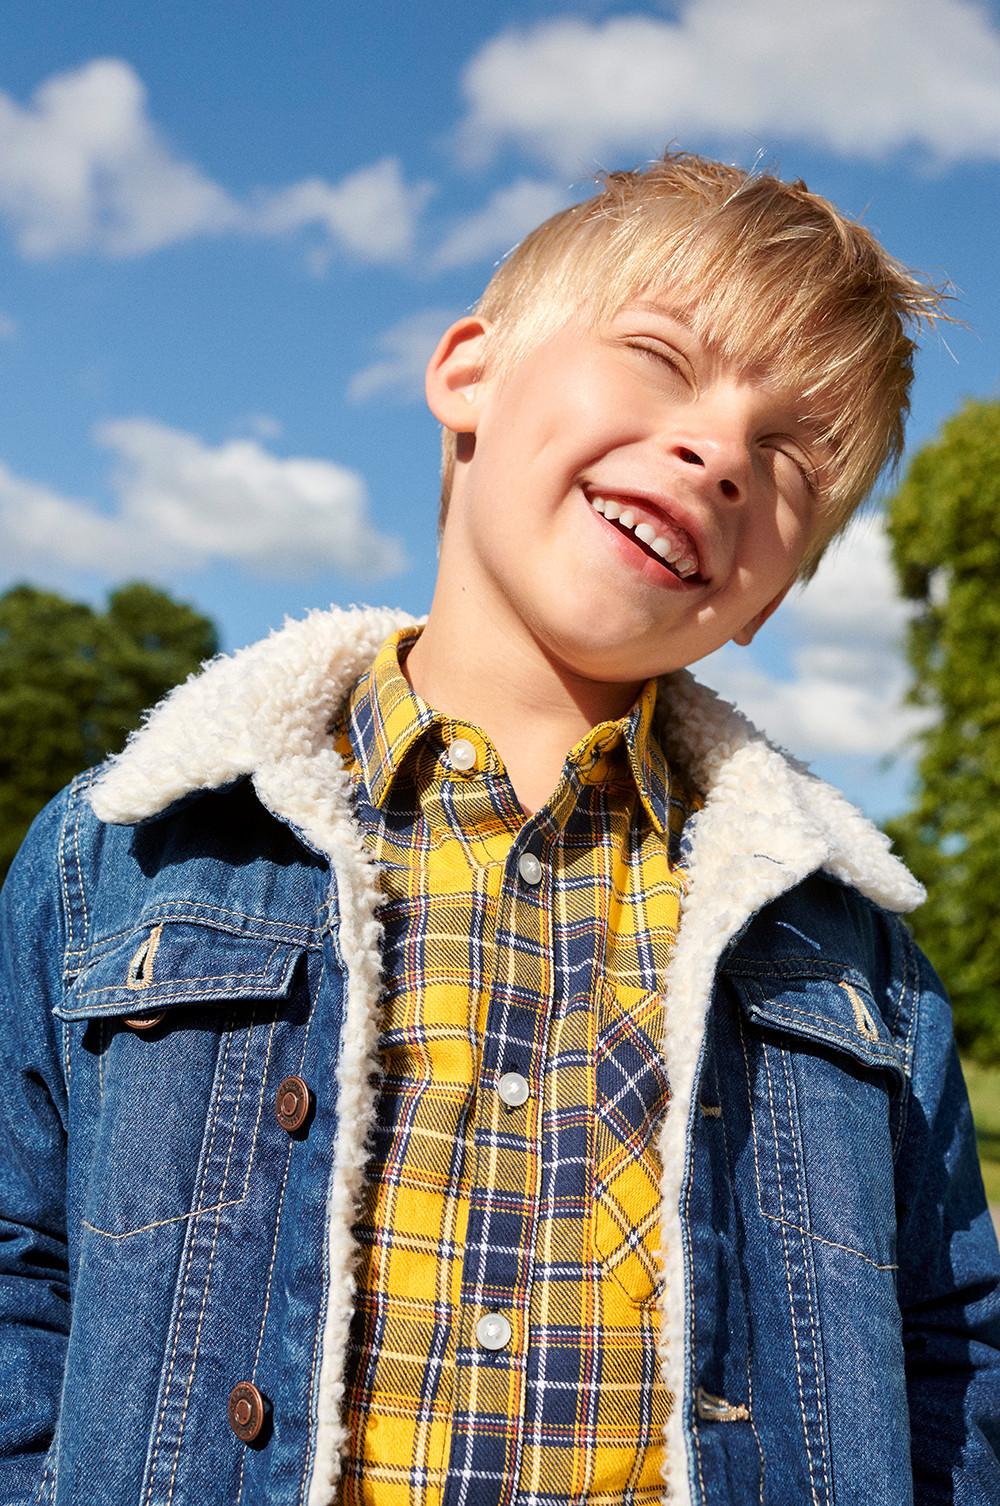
[275,1075,312,1133]
[228,1381,269,1442]
[475,1312,512,1351]
[497,1071,530,1107]
[517,851,543,886]
[123,1011,166,1033]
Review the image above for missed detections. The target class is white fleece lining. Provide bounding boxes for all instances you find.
[89,604,924,1506]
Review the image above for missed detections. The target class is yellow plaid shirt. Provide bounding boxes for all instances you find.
[333,627,698,1506]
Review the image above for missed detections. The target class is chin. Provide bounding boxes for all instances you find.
[533,616,669,686]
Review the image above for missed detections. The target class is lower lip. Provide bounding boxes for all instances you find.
[581,491,701,591]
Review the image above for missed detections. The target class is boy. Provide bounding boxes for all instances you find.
[1,151,998,1506]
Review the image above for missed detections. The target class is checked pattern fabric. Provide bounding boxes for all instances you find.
[333,627,698,1506]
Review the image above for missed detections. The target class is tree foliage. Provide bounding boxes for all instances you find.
[0,582,218,879]
[886,397,1000,1061]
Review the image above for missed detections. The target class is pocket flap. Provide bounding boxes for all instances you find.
[732,965,905,1081]
[57,919,305,1020]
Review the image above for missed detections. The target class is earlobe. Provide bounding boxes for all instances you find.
[425,316,491,434]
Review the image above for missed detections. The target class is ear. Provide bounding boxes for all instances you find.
[731,581,793,647]
[425,316,491,434]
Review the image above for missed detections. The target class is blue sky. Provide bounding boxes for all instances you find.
[2,0,999,818]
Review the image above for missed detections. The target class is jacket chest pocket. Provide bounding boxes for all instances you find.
[728,966,906,1270]
[58,919,307,1241]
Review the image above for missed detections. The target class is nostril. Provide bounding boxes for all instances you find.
[720,478,739,499]
[676,446,703,466]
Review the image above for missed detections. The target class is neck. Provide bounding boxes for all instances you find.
[405,567,643,815]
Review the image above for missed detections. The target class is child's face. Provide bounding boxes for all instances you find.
[428,297,829,685]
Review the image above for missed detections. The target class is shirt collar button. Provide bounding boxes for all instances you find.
[446,737,477,772]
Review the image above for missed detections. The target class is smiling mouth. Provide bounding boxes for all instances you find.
[586,492,708,584]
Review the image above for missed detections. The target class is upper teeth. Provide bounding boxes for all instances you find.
[590,496,698,577]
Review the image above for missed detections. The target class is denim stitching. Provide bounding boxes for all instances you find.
[750,993,891,1054]
[164,1010,258,1505]
[73,905,322,960]
[727,957,865,981]
[739,1009,821,1506]
[760,1034,789,1226]
[685,1092,708,1506]
[82,1196,247,1241]
[778,1219,819,1506]
[57,788,74,965]
[715,1064,765,1504]
[890,932,919,1161]
[838,981,880,1041]
[235,955,323,1504]
[73,780,91,942]
[143,1018,237,1506]
[737,1005,766,1212]
[783,1048,833,1506]
[298,960,332,1506]
[225,1010,276,1212]
[32,1447,57,1504]
[76,940,286,997]
[749,999,898,1066]
[126,924,164,991]
[772,1043,821,1506]
[748,1004,897,1268]
[756,1210,898,1269]
[117,899,320,934]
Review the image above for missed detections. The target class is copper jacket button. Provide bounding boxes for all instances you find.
[228,1381,268,1442]
[123,1012,165,1032]
[275,1075,312,1133]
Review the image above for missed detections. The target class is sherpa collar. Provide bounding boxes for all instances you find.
[88,601,923,918]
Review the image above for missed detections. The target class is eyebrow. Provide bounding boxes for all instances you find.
[628,299,695,331]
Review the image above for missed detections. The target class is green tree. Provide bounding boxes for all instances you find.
[0,582,218,878]
[886,397,1000,1061]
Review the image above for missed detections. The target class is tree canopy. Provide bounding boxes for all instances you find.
[0,582,218,878]
[886,397,1000,1061]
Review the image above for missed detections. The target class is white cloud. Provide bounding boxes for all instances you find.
[348,308,457,404]
[0,58,239,257]
[0,58,430,264]
[458,1,1000,170]
[695,513,931,762]
[247,157,433,267]
[432,178,569,270]
[0,311,17,339]
[0,419,406,582]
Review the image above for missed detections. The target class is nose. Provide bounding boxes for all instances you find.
[671,443,741,501]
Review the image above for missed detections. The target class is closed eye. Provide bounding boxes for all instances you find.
[627,341,688,378]
[767,443,818,497]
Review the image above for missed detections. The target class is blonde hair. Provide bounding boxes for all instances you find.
[439,150,952,576]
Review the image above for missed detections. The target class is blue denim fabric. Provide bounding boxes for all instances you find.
[1,770,998,1505]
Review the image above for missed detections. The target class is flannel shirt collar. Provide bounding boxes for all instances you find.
[346,625,673,836]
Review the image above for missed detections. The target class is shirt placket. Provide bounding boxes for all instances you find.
[441,815,556,1506]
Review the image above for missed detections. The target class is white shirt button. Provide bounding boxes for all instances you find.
[476,1312,512,1351]
[517,851,543,886]
[446,737,477,771]
[497,1071,530,1107]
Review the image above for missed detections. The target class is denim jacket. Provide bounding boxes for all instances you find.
[1,604,998,1506]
